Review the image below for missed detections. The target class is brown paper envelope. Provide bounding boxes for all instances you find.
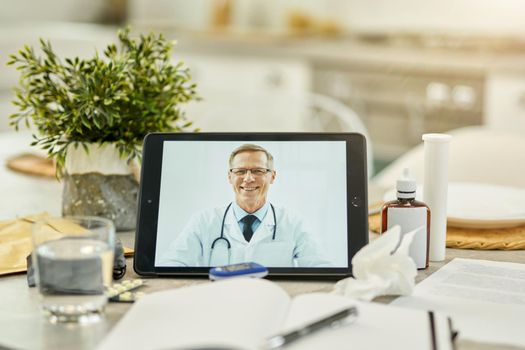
[46,217,89,235]
[0,218,18,232]
[0,219,32,239]
[0,213,135,276]
[124,246,134,257]
[0,236,32,275]
[0,213,69,276]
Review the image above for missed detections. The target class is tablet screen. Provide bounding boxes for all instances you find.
[154,140,349,268]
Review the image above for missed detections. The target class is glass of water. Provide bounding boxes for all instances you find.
[31,216,115,324]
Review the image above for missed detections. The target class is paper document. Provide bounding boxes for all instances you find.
[392,258,525,347]
[97,279,454,350]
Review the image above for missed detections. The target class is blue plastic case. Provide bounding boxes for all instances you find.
[209,262,268,280]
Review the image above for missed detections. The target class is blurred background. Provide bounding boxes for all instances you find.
[2,0,525,175]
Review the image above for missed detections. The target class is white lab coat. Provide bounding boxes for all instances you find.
[158,204,332,267]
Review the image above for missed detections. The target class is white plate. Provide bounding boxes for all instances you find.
[383,182,525,229]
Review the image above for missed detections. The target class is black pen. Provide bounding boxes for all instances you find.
[265,306,359,349]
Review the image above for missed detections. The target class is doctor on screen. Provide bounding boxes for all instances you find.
[159,144,331,268]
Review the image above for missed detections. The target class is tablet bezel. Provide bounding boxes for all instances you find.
[134,132,369,279]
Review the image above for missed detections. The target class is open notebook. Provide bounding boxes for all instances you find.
[97,279,455,350]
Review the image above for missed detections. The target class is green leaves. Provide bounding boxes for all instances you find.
[8,27,198,174]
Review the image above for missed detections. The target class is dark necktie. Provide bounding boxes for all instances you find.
[242,215,257,242]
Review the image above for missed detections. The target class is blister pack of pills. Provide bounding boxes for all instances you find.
[107,279,146,303]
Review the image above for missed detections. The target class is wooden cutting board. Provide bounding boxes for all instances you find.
[6,153,55,178]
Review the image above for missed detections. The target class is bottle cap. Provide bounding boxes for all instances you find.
[397,168,416,199]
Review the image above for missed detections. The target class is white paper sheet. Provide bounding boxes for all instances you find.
[97,278,291,350]
[392,258,525,347]
[283,294,453,350]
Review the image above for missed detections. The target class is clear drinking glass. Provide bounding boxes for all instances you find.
[31,216,115,324]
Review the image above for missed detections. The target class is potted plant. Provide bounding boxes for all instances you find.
[7,28,198,230]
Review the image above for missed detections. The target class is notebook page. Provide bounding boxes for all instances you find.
[283,293,442,350]
[97,279,291,350]
[393,258,525,347]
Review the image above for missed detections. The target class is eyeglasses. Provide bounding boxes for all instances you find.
[230,168,272,177]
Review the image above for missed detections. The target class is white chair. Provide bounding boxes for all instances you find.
[371,126,525,189]
[186,89,374,176]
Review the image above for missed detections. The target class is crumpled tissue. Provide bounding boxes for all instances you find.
[333,225,418,301]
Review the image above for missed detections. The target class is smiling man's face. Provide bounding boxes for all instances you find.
[228,151,276,213]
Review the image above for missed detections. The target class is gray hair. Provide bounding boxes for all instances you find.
[229,144,274,170]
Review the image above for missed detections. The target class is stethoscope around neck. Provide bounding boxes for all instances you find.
[209,202,277,265]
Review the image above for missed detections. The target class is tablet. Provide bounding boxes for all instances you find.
[134,133,369,279]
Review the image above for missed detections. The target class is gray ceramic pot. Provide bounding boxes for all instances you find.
[61,143,139,231]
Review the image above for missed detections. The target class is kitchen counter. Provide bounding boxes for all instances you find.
[160,28,525,76]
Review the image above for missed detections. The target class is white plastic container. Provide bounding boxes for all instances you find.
[422,133,452,262]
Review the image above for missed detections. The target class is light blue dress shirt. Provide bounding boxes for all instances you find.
[232,201,270,235]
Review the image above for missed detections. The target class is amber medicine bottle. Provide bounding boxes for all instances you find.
[381,169,430,269]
